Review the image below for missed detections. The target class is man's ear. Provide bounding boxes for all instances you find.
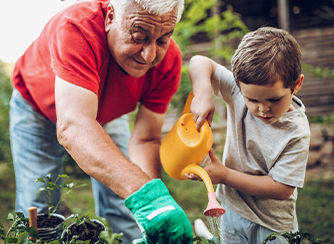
[293,74,304,95]
[105,4,114,32]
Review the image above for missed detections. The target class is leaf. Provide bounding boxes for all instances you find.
[5,237,18,243]
[35,188,46,196]
[27,227,38,239]
[7,213,14,221]
[15,212,25,220]
[0,225,5,239]
[16,231,29,243]
[35,177,46,183]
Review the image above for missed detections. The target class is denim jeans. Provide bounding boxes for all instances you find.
[221,205,295,244]
[10,89,141,243]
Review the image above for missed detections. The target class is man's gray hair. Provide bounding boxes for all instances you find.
[133,0,184,22]
[110,0,184,23]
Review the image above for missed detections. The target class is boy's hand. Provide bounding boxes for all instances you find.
[186,149,226,184]
[191,93,215,131]
[205,149,227,184]
[124,179,193,244]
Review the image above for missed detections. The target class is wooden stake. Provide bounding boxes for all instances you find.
[28,207,38,241]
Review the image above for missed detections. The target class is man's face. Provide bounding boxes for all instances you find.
[105,2,177,77]
[239,79,295,124]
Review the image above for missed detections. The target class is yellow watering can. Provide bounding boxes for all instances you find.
[160,91,225,217]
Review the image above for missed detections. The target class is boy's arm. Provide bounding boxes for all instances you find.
[205,150,295,200]
[188,55,217,131]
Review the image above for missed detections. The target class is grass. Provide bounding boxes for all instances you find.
[1,160,333,242]
[297,177,334,243]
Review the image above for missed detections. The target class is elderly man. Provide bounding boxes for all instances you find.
[10,0,192,243]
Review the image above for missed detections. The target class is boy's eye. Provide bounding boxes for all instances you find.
[247,98,258,103]
[269,98,281,103]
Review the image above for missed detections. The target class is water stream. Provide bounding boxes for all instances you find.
[206,216,225,244]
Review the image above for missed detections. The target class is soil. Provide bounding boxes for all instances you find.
[37,214,63,228]
[62,220,105,243]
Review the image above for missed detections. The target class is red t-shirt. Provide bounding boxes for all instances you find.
[11,0,182,125]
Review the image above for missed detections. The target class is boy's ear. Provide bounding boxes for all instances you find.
[293,74,304,95]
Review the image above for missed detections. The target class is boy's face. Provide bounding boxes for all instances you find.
[239,76,303,124]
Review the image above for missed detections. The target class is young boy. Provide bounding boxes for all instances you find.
[187,27,310,243]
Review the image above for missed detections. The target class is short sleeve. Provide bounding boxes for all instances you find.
[50,20,101,94]
[212,64,239,103]
[269,133,310,188]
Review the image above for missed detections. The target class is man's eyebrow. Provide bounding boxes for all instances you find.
[164,30,174,36]
[132,25,174,37]
[132,25,150,34]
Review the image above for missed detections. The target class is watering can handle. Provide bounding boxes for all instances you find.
[182,91,194,115]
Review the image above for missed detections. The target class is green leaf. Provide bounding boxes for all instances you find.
[35,177,46,184]
[5,237,18,243]
[7,213,14,221]
[16,231,29,243]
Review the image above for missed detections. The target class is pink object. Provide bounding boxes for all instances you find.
[203,192,226,217]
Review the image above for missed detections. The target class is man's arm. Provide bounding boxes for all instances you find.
[55,76,150,198]
[129,105,165,178]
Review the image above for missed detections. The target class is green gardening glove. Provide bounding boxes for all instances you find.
[124,179,193,244]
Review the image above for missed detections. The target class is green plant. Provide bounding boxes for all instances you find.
[36,174,77,216]
[173,0,248,61]
[171,0,248,112]
[62,214,100,243]
[262,231,323,244]
[91,217,123,244]
[0,61,12,164]
[0,212,123,244]
[302,64,334,80]
[0,212,38,244]
[60,213,124,244]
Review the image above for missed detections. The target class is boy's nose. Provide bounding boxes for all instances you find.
[259,103,270,113]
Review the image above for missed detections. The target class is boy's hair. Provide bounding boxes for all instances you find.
[110,0,184,23]
[231,27,301,92]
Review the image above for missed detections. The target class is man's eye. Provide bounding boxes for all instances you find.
[157,37,169,46]
[132,33,146,44]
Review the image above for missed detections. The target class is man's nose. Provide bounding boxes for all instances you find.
[141,42,157,64]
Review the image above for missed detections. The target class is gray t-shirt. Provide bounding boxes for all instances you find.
[213,64,310,232]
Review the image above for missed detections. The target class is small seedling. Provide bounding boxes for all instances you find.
[35,173,78,216]
[0,212,38,243]
[62,214,107,243]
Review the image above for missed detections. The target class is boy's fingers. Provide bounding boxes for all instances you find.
[208,149,219,163]
[185,173,201,181]
[207,111,214,126]
[196,117,205,131]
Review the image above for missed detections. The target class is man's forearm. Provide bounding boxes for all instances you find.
[57,116,150,199]
[129,138,162,179]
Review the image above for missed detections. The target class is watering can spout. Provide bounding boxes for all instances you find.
[182,165,226,217]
